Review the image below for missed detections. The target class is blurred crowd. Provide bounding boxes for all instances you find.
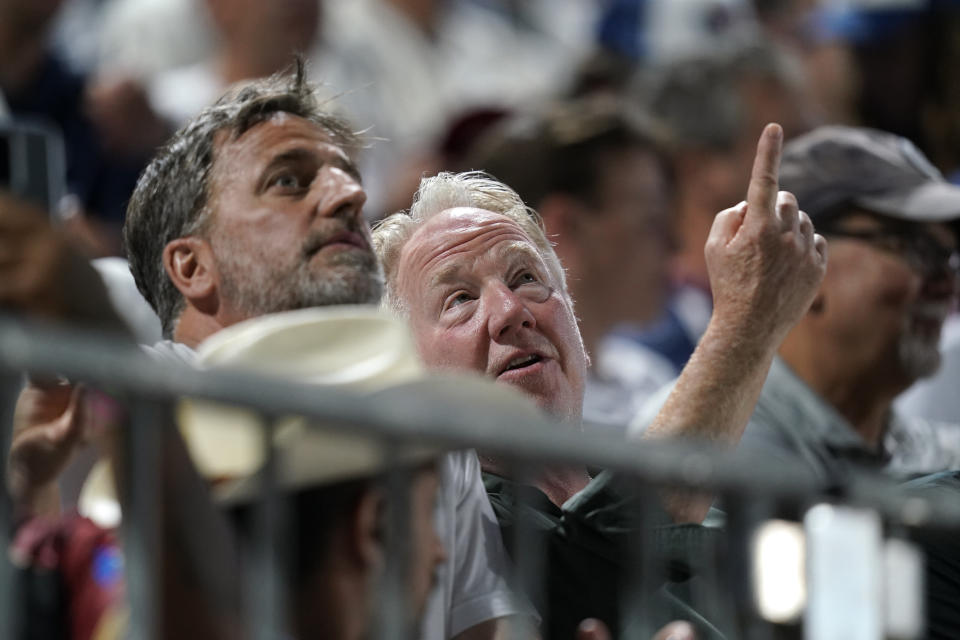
[3,0,960,639]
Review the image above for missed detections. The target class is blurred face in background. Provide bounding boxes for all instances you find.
[816,211,958,384]
[572,145,674,328]
[205,0,320,61]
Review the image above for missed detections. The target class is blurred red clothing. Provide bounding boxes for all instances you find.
[12,512,126,640]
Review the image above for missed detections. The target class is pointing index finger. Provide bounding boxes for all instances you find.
[746,123,783,220]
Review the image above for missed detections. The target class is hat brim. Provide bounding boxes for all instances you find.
[855,180,960,224]
[79,371,545,522]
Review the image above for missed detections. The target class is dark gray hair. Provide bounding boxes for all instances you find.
[124,61,359,338]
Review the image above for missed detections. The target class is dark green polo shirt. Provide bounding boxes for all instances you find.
[483,469,728,640]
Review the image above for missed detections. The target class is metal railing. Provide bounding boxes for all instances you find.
[2,315,958,640]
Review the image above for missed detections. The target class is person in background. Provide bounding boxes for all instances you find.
[736,125,960,481]
[0,0,147,256]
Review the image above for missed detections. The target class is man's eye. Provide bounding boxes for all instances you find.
[269,173,305,191]
[514,271,551,302]
[447,292,473,308]
[515,272,539,286]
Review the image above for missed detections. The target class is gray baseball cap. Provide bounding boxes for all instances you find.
[779,125,960,224]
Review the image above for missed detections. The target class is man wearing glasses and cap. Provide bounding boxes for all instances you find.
[739,125,960,481]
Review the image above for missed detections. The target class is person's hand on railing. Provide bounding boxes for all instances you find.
[576,618,696,640]
[651,621,696,640]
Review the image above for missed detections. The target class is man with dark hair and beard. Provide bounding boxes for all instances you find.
[737,125,960,481]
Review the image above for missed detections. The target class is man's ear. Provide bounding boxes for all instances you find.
[162,237,218,308]
[350,489,386,569]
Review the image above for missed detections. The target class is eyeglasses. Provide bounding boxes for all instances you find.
[820,226,960,279]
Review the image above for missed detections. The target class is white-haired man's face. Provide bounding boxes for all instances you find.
[394,207,587,422]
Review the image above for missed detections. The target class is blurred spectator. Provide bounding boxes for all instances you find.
[466,97,676,431]
[96,0,214,78]
[86,0,325,165]
[619,41,815,375]
[324,0,585,218]
[145,0,323,127]
[738,126,960,481]
[595,0,759,63]
[0,0,148,256]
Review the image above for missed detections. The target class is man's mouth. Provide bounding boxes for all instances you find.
[498,353,544,376]
[304,230,370,256]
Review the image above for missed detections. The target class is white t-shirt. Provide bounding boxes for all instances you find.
[424,449,524,639]
[148,340,527,640]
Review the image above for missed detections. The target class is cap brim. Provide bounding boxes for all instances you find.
[855,180,960,224]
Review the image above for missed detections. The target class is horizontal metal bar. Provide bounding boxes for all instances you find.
[1,316,958,529]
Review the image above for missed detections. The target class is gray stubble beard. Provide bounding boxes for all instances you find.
[217,247,385,317]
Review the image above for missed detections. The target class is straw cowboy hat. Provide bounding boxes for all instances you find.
[79,306,541,525]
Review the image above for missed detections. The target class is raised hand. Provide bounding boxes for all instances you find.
[705,123,827,345]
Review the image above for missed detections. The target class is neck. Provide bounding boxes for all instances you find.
[780,340,907,449]
[536,464,591,507]
[480,455,590,507]
[172,308,229,349]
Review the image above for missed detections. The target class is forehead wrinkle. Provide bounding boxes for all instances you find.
[410,215,532,282]
[426,239,542,290]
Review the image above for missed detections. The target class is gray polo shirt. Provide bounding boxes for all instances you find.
[740,357,960,481]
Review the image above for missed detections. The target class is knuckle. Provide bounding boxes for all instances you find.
[776,191,798,207]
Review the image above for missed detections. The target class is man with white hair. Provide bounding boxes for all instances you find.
[373,124,827,637]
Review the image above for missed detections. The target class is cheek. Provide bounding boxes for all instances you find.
[823,258,921,337]
[847,264,919,310]
[411,319,481,371]
[550,301,587,377]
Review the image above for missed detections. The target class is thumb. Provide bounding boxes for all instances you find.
[652,621,696,640]
[576,619,610,640]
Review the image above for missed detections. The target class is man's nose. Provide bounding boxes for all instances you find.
[313,166,367,221]
[485,283,536,340]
